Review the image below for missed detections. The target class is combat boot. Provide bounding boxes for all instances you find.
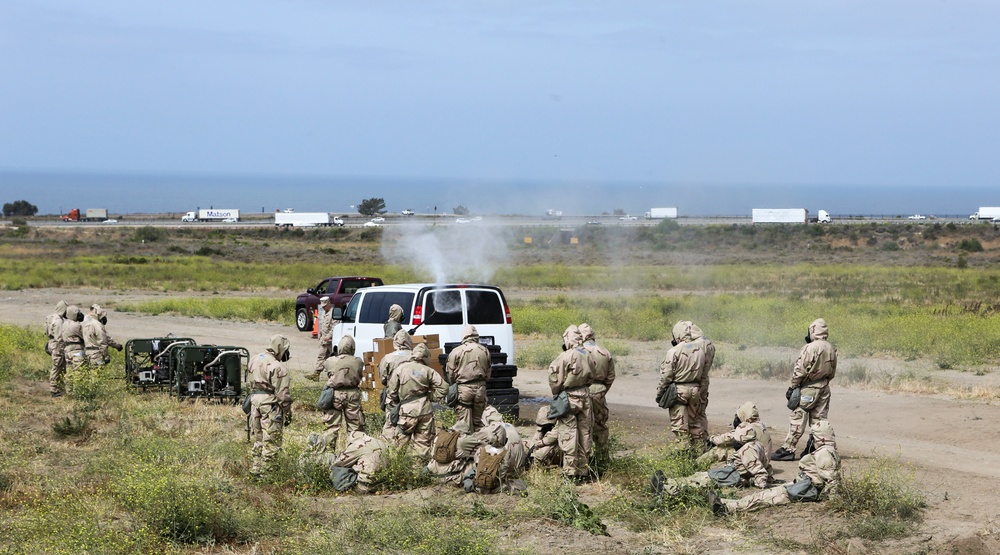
[649,470,667,494]
[771,447,796,461]
[707,490,727,516]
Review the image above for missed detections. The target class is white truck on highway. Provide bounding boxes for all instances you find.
[274,212,343,227]
[181,209,240,222]
[969,207,1000,221]
[644,207,679,219]
[752,208,808,224]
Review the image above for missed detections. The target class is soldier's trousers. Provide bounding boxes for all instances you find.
[555,389,593,477]
[315,341,333,375]
[86,348,108,366]
[395,412,435,458]
[722,484,791,513]
[250,401,285,475]
[48,340,66,394]
[782,385,831,450]
[322,389,366,452]
[454,383,487,434]
[693,376,710,441]
[590,389,610,450]
[668,384,703,441]
[662,471,714,496]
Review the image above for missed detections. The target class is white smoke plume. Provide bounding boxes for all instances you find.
[381,221,514,286]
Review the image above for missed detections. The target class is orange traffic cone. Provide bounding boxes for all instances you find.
[311,308,319,339]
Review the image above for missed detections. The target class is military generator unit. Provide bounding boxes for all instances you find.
[125,336,247,401]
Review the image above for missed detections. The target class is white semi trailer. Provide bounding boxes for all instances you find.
[181,209,240,222]
[644,207,679,219]
[752,208,808,224]
[275,212,332,227]
[970,207,1000,220]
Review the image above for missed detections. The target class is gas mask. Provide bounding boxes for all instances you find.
[280,349,291,362]
[804,329,812,343]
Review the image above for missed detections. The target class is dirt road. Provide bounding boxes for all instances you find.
[4,287,1000,553]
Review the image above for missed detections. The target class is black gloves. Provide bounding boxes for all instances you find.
[283,412,293,426]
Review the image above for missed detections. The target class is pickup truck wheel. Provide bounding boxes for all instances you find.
[295,308,313,332]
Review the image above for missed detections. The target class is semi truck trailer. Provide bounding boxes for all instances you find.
[62,208,109,222]
[970,207,1000,220]
[181,209,240,222]
[275,212,337,227]
[752,208,808,224]
[644,207,679,219]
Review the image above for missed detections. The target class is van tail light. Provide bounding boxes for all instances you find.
[504,304,512,324]
[412,305,423,326]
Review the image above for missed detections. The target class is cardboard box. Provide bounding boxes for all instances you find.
[360,334,444,392]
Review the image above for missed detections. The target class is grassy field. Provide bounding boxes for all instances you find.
[0,322,924,554]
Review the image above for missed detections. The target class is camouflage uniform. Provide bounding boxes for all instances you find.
[721,421,841,513]
[689,324,716,442]
[547,325,595,478]
[83,305,122,366]
[61,306,87,373]
[483,406,527,473]
[332,431,389,492]
[656,321,711,444]
[526,405,562,468]
[45,301,67,395]
[320,335,366,452]
[579,323,615,450]
[248,335,293,477]
[384,303,404,338]
[699,401,773,465]
[312,297,335,378]
[655,427,772,496]
[445,324,492,433]
[386,343,447,458]
[379,330,413,440]
[426,421,508,485]
[774,318,838,460]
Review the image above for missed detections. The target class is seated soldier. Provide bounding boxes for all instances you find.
[526,405,563,468]
[699,401,773,465]
[651,426,772,496]
[709,420,840,515]
[299,431,389,494]
[482,405,527,475]
[426,421,521,493]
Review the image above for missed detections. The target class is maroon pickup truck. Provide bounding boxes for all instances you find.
[295,276,383,331]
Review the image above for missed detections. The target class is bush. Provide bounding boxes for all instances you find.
[518,469,608,535]
[959,238,984,252]
[52,410,91,438]
[0,324,49,381]
[368,446,434,492]
[828,453,926,540]
[133,226,166,242]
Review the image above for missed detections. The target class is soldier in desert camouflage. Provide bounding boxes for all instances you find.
[445,324,492,433]
[386,343,448,458]
[651,426,772,497]
[247,334,293,478]
[656,320,711,446]
[45,300,68,397]
[319,335,366,452]
[547,325,595,481]
[83,305,122,366]
[578,323,615,452]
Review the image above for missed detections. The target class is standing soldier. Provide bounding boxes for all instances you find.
[578,323,615,452]
[690,323,716,444]
[379,330,413,441]
[772,318,837,461]
[384,304,404,338]
[61,305,87,374]
[656,320,711,447]
[83,305,122,366]
[445,325,492,433]
[247,334,293,478]
[310,296,336,380]
[386,343,447,458]
[547,325,595,481]
[45,301,68,397]
[320,335,366,452]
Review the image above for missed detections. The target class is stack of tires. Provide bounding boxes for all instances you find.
[441,343,520,419]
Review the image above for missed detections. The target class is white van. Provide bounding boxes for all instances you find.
[331,283,514,358]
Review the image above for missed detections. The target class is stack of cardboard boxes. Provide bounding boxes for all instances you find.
[359,334,444,403]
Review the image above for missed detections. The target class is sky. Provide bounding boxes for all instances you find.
[2,1,1000,193]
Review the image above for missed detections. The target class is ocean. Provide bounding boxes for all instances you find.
[2,171,995,218]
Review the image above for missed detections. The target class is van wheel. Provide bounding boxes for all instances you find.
[296,308,313,332]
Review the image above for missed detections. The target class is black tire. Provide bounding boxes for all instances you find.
[295,307,313,332]
[487,377,513,389]
[487,387,519,406]
[490,364,518,378]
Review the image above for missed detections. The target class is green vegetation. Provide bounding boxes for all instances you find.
[116,297,296,326]
[829,454,926,540]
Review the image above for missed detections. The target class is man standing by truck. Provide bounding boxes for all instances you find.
[310,296,336,380]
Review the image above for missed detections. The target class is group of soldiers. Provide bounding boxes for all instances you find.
[45,293,841,514]
[44,301,123,397]
[651,317,840,514]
